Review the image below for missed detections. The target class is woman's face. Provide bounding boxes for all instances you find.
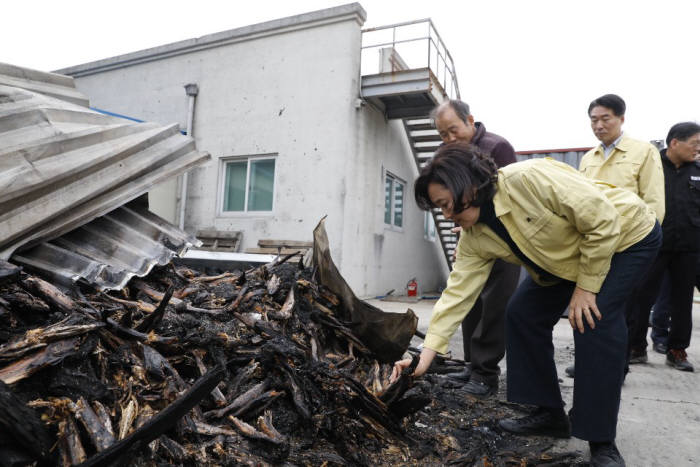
[428,182,480,230]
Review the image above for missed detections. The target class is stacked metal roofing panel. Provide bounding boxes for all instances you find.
[0,63,210,290]
[12,201,200,291]
[0,62,89,107]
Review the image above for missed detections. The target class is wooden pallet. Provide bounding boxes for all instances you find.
[196,230,242,252]
[245,239,312,261]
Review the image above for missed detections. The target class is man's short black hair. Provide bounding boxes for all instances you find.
[430,99,471,124]
[666,122,700,146]
[414,142,498,214]
[588,94,626,117]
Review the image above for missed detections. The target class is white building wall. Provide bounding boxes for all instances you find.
[341,108,448,297]
[63,5,448,297]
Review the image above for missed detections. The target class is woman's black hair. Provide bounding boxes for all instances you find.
[414,141,499,214]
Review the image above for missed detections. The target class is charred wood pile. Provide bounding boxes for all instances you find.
[0,222,584,466]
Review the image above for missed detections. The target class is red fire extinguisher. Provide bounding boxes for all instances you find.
[406,278,418,297]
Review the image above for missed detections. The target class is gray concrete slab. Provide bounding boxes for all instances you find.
[367,297,700,466]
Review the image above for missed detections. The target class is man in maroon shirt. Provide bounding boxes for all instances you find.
[431,100,521,397]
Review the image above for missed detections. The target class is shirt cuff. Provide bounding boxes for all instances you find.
[423,333,449,355]
[576,273,605,294]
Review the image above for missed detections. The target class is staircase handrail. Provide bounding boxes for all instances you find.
[361,18,460,100]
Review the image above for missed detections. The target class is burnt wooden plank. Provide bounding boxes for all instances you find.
[78,364,225,467]
[0,338,79,384]
[0,380,52,462]
[0,260,21,286]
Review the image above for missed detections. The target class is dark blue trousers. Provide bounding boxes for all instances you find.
[651,263,700,345]
[629,250,698,351]
[650,274,671,346]
[505,223,661,442]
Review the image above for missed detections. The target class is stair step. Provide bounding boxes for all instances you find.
[414,142,440,151]
[410,133,442,143]
[405,118,432,129]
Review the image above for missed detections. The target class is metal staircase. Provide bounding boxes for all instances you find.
[361,19,460,269]
[403,118,457,267]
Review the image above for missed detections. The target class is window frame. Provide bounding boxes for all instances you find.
[383,170,406,232]
[217,153,277,217]
[424,211,436,241]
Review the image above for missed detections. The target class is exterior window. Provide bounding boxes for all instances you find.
[384,172,405,228]
[222,157,275,212]
[424,211,436,241]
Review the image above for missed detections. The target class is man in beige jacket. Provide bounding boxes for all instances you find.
[567,94,665,378]
[579,94,665,222]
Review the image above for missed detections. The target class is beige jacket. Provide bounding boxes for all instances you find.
[424,158,656,354]
[579,134,665,222]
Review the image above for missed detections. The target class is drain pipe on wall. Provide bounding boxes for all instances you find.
[179,83,199,230]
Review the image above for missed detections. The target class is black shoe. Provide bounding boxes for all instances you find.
[463,379,497,398]
[589,441,625,467]
[498,407,571,438]
[628,348,648,364]
[652,342,668,354]
[666,349,694,372]
[445,364,472,384]
[564,364,575,378]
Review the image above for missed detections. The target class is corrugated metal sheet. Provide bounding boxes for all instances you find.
[0,63,210,290]
[12,200,201,291]
[0,81,210,261]
[0,62,89,107]
[516,148,593,169]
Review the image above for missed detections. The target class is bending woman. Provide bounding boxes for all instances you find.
[391,142,660,467]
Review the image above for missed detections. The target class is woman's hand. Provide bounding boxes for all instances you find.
[568,286,601,333]
[390,348,437,383]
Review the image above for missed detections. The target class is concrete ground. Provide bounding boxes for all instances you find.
[366,297,700,466]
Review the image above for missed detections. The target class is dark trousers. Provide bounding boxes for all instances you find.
[461,259,520,385]
[629,250,698,351]
[505,223,661,441]
[650,274,671,346]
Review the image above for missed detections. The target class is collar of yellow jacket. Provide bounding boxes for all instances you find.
[594,133,632,156]
[493,178,513,217]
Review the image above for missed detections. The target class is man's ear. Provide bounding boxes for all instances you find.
[467,114,475,126]
[620,115,625,125]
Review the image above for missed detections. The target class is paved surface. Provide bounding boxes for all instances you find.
[366,297,700,466]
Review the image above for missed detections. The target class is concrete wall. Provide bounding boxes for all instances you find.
[62,4,448,297]
[342,107,448,296]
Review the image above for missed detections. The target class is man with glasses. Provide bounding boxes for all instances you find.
[627,122,700,371]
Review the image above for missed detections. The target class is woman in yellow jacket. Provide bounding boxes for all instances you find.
[391,142,661,467]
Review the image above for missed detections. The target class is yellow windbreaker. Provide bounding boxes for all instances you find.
[424,158,656,354]
[579,135,665,222]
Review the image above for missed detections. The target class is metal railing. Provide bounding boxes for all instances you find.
[361,18,460,99]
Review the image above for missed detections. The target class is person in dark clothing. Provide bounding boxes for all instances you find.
[650,274,671,354]
[430,100,521,397]
[628,122,700,372]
